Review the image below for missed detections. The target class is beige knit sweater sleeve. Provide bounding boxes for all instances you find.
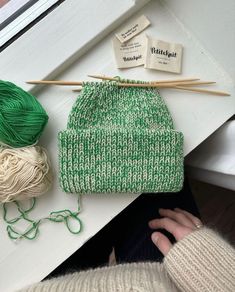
[164,227,235,292]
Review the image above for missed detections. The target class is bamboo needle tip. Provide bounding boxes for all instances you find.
[88,74,119,81]
[26,80,83,86]
[26,80,54,84]
[27,81,39,84]
[88,74,102,79]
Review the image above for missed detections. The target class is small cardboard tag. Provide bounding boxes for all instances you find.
[145,36,183,73]
[115,15,150,43]
[112,34,146,68]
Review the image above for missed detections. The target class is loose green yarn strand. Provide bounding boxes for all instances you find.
[2,196,82,240]
[0,80,48,147]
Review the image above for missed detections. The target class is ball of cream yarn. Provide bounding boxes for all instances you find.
[0,146,52,203]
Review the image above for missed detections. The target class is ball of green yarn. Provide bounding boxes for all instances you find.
[0,80,48,147]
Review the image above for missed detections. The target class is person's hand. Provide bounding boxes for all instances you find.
[148,208,203,256]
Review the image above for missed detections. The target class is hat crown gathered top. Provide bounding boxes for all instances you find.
[68,81,174,130]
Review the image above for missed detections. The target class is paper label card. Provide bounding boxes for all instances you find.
[145,36,183,73]
[112,34,146,68]
[115,15,150,43]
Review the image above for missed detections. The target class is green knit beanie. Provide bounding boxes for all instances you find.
[58,80,184,194]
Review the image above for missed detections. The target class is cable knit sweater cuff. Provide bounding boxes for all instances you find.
[164,227,235,292]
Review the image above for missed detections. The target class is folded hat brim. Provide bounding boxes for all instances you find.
[59,128,184,194]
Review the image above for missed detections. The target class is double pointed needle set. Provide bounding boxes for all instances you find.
[27,74,230,96]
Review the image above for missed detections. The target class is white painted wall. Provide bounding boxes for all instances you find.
[163,0,235,81]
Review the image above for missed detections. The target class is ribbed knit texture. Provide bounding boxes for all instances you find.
[19,262,177,292]
[164,228,235,292]
[20,228,235,292]
[59,81,184,193]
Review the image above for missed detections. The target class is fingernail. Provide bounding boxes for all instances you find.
[195,221,203,229]
[152,233,159,244]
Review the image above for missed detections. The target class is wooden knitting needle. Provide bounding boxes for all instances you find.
[71,81,213,92]
[26,79,230,96]
[118,81,216,88]
[88,75,119,81]
[88,74,200,84]
[73,88,82,92]
[173,86,230,96]
[118,82,229,95]
[27,80,83,86]
[26,80,213,87]
[73,85,230,96]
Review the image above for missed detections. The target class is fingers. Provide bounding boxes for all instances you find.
[151,231,173,256]
[159,208,196,229]
[149,217,181,233]
[149,208,202,253]
[149,217,191,240]
[174,208,203,228]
